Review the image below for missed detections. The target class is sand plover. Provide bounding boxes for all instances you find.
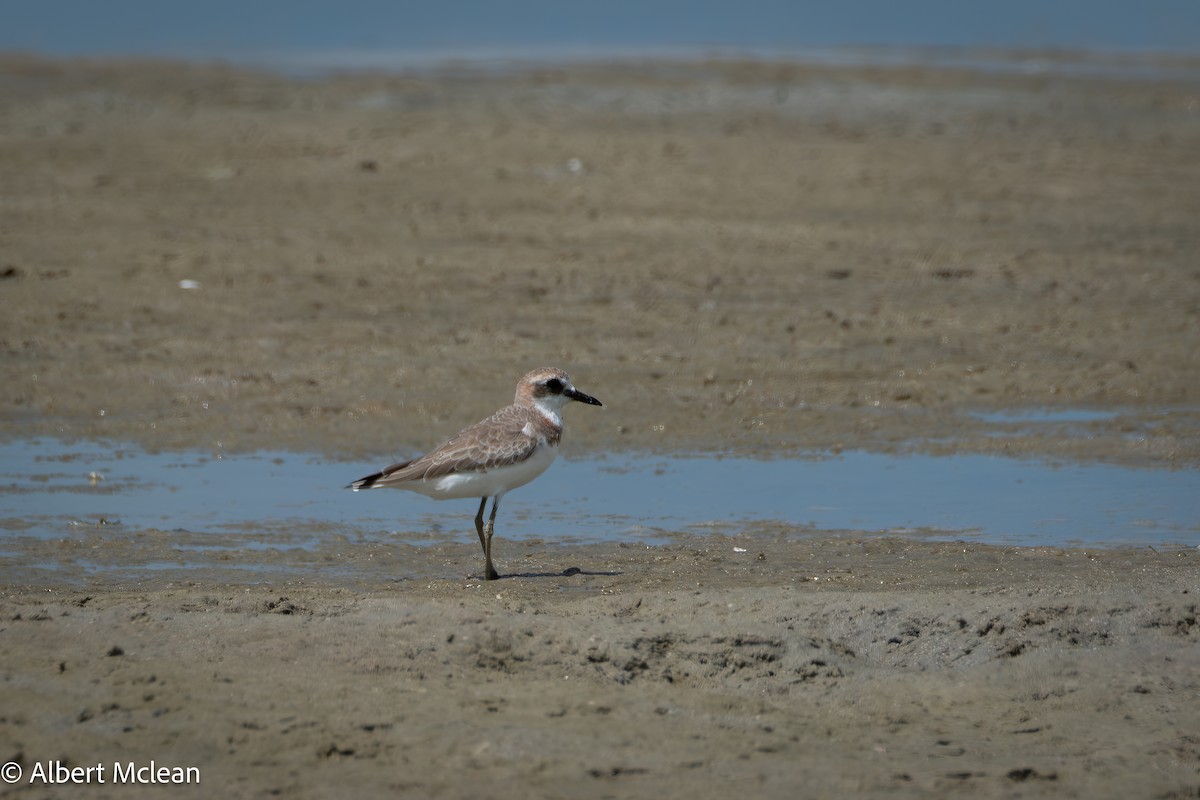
[349,367,603,580]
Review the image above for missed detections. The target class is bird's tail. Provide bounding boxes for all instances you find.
[347,472,384,492]
[347,457,416,491]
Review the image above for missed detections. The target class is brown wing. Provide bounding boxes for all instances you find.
[359,405,540,487]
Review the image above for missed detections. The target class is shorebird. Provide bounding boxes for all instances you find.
[349,367,603,580]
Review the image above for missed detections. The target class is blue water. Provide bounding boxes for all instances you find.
[1,439,1196,552]
[2,1,1198,61]
[971,409,1121,425]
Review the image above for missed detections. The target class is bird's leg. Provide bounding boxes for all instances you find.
[483,496,501,581]
[474,497,488,556]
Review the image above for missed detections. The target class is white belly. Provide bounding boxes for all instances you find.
[402,444,557,500]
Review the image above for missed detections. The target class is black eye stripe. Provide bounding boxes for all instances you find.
[544,378,564,393]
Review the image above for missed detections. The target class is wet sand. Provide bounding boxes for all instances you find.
[1,54,1199,797]
[2,537,1199,798]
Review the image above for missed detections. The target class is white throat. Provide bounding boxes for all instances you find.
[530,395,565,428]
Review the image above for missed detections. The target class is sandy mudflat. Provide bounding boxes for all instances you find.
[1,53,1199,798]
[1,538,1199,799]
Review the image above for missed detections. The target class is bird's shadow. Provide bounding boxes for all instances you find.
[492,567,623,580]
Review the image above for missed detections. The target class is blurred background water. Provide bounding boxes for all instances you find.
[2,1,1197,66]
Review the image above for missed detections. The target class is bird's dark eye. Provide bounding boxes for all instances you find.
[545,378,564,393]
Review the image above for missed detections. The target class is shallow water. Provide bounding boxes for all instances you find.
[969,408,1122,425]
[0,438,1196,559]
